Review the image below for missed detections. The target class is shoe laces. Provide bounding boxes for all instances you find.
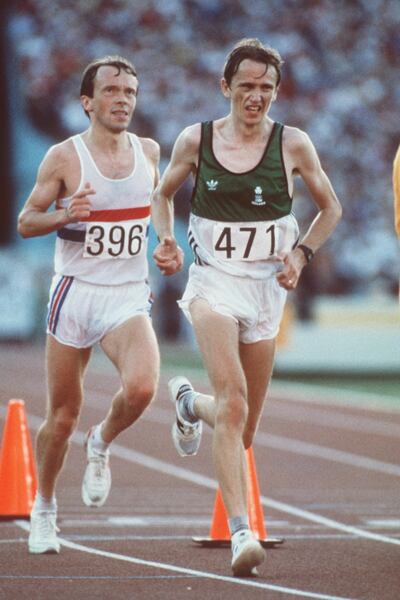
[177,419,199,438]
[88,453,108,479]
[32,512,60,536]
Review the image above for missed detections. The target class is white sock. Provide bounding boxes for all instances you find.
[179,391,199,424]
[33,492,57,513]
[90,422,109,454]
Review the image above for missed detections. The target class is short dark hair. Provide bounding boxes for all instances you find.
[223,38,283,87]
[80,55,137,117]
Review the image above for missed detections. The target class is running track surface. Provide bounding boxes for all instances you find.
[0,342,399,600]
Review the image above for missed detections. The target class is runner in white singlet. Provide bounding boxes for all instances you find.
[17,56,165,555]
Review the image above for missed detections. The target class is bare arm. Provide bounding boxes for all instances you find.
[17,143,95,238]
[151,124,200,275]
[277,128,342,290]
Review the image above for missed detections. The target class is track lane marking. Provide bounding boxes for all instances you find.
[255,432,400,477]
[263,404,400,438]
[70,396,400,475]
[15,521,356,600]
[89,403,400,477]
[269,381,400,414]
[2,408,400,547]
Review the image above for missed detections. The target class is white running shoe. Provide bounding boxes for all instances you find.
[81,427,111,508]
[168,376,202,457]
[231,529,266,577]
[29,510,60,554]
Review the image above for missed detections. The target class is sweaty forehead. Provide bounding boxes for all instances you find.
[234,59,278,85]
[95,65,138,88]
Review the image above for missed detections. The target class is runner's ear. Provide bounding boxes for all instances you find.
[220,78,231,99]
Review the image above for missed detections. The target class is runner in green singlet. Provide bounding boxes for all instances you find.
[152,38,342,577]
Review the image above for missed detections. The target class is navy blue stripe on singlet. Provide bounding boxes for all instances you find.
[57,228,85,242]
[57,225,150,242]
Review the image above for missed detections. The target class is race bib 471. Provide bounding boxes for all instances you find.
[212,221,279,261]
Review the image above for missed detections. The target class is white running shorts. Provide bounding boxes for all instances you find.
[178,264,287,343]
[46,275,153,348]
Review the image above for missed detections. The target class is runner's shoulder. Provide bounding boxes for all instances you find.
[138,137,160,163]
[39,138,77,180]
[175,123,202,157]
[282,125,311,150]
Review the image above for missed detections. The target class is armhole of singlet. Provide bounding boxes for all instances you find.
[130,133,153,185]
[189,121,207,206]
[56,136,85,209]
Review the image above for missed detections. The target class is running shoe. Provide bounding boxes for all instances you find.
[231,529,266,577]
[81,427,111,507]
[168,376,202,457]
[29,510,60,554]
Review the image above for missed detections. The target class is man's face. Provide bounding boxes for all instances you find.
[221,59,278,125]
[81,65,138,132]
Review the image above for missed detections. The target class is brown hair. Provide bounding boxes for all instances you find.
[223,38,283,87]
[80,55,137,117]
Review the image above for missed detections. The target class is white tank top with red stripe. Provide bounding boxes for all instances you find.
[54,133,153,284]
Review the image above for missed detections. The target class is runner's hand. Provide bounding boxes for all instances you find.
[64,182,95,223]
[276,249,306,290]
[153,237,184,275]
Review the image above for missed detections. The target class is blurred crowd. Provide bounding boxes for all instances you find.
[8,0,400,301]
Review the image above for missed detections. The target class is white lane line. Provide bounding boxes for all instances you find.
[6,391,398,482]
[15,521,356,600]
[363,519,400,528]
[7,410,400,547]
[84,384,400,439]
[259,496,400,547]
[269,381,400,414]
[4,410,400,547]
[256,432,400,477]
[97,403,400,478]
[85,358,400,416]
[264,403,400,438]
[106,441,400,547]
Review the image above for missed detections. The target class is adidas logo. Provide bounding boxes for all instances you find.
[206,179,218,191]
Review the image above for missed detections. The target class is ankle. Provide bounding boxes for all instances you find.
[179,392,199,423]
[33,492,57,513]
[90,422,110,454]
[229,515,250,537]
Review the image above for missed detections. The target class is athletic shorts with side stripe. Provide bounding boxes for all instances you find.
[178,264,287,344]
[46,274,153,348]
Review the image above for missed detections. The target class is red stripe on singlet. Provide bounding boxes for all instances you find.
[80,206,151,222]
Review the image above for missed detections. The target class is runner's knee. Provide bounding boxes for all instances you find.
[48,407,79,441]
[122,376,157,410]
[216,388,248,433]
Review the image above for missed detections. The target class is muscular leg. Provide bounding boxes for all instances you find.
[190,299,248,519]
[36,335,91,500]
[99,315,159,443]
[188,325,276,514]
[240,338,276,449]
[190,341,275,445]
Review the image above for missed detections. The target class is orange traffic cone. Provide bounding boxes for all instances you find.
[208,488,230,541]
[193,447,284,548]
[0,399,37,519]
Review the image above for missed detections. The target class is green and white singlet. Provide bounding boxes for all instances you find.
[188,121,299,279]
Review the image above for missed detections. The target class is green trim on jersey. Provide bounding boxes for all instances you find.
[191,121,292,222]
